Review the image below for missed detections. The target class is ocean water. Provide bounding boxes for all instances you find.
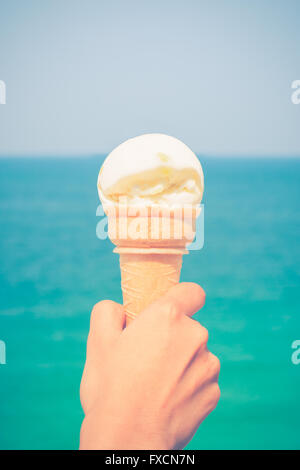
[0,156,299,450]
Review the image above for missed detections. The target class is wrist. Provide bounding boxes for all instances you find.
[80,412,170,450]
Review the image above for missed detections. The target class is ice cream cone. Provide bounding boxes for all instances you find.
[104,204,199,324]
[97,134,204,325]
[117,250,183,324]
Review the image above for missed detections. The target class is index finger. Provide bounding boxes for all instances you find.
[162,282,206,317]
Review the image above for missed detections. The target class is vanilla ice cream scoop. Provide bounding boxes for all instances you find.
[98,134,204,206]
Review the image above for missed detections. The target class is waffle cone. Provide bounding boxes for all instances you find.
[103,203,199,325]
[119,251,183,324]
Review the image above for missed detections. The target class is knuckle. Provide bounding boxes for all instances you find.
[187,321,209,353]
[201,326,209,344]
[195,323,208,346]
[209,353,221,377]
[208,384,221,412]
[214,384,221,402]
[210,384,221,408]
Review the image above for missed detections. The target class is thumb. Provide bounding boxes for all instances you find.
[87,300,125,360]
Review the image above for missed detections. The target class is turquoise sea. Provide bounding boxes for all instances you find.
[0,157,299,450]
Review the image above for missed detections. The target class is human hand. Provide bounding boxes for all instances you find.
[80,282,220,450]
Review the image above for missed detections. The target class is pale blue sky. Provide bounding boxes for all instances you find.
[0,0,299,156]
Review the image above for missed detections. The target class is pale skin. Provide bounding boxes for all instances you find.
[80,282,221,450]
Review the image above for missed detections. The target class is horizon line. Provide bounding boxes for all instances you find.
[0,153,300,160]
